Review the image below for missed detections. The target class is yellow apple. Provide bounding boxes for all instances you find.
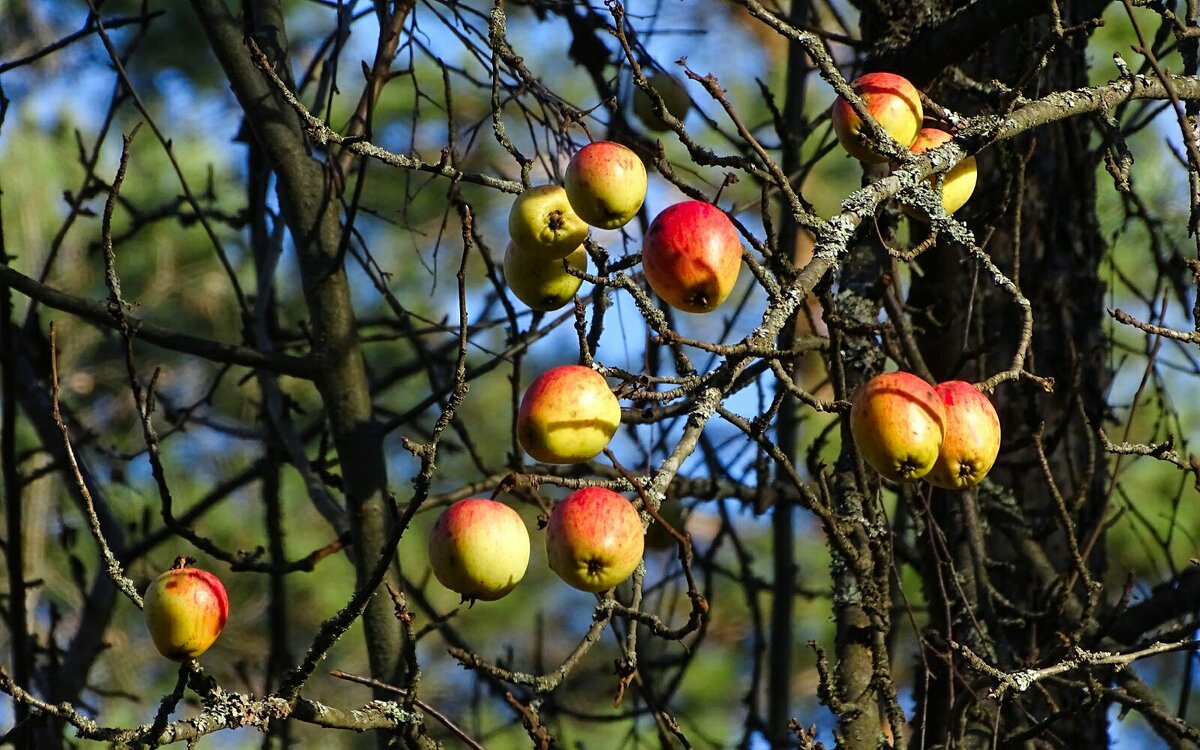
[900,128,978,220]
[508,184,591,260]
[503,242,587,311]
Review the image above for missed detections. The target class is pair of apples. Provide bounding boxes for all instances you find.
[506,142,744,316]
[504,140,648,311]
[427,488,645,602]
[850,371,1001,489]
[831,71,978,218]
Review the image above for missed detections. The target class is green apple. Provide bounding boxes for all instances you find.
[517,365,621,464]
[850,371,945,482]
[545,487,644,593]
[503,242,587,311]
[508,184,590,260]
[633,71,691,133]
[831,72,923,164]
[143,557,229,660]
[427,498,530,602]
[564,141,647,230]
[924,381,1001,489]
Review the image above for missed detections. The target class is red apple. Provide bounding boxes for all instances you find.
[900,128,978,220]
[545,487,644,592]
[831,72,923,163]
[564,141,647,230]
[427,498,530,602]
[143,557,229,660]
[924,381,1001,489]
[850,371,945,482]
[642,200,743,313]
[517,365,621,464]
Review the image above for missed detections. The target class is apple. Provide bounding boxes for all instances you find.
[545,487,644,592]
[508,184,591,260]
[831,72,923,163]
[642,200,742,313]
[564,141,647,230]
[900,128,978,220]
[517,365,621,464]
[849,371,945,482]
[633,71,691,133]
[143,557,229,660]
[924,381,1001,489]
[427,498,530,602]
[503,242,587,311]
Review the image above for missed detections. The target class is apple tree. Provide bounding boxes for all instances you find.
[2,1,1200,748]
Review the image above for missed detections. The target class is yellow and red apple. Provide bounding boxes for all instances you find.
[924,380,1001,489]
[427,498,530,602]
[545,487,644,593]
[642,200,743,313]
[831,72,923,163]
[564,141,647,230]
[517,365,621,464]
[850,371,945,482]
[143,557,229,660]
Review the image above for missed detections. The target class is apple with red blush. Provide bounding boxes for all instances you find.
[924,380,1001,489]
[517,365,621,464]
[545,487,644,593]
[850,371,945,482]
[642,200,742,313]
[831,72,923,163]
[427,498,530,603]
[143,556,229,660]
[564,141,647,230]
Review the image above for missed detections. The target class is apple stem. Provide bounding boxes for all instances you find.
[171,555,196,571]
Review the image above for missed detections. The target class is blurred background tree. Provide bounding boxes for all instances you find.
[2,1,1200,748]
